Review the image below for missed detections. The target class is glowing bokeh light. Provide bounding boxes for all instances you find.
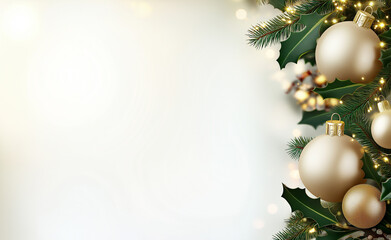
[2,4,37,41]
[236,9,247,20]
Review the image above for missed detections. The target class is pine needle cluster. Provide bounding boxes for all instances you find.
[248,0,334,48]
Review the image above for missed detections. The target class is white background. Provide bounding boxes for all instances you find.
[0,0,320,239]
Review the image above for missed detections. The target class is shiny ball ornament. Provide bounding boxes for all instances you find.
[371,99,391,149]
[315,10,382,84]
[342,184,386,228]
[299,115,365,202]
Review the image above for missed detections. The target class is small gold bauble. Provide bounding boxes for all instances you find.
[342,184,386,229]
[315,11,382,83]
[299,117,365,202]
[371,100,391,149]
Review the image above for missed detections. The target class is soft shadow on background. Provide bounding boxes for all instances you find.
[0,0,321,239]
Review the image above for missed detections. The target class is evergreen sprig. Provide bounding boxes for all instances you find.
[273,211,318,240]
[286,136,312,160]
[248,0,334,49]
[332,72,391,129]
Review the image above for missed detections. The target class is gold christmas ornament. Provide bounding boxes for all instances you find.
[299,114,365,202]
[315,8,382,84]
[342,184,386,229]
[371,98,391,148]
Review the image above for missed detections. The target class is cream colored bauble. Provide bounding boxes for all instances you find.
[315,10,382,83]
[342,184,386,228]
[299,115,365,202]
[372,99,391,148]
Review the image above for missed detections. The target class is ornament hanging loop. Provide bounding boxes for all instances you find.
[326,113,344,136]
[364,6,374,15]
[354,7,375,28]
[331,113,341,121]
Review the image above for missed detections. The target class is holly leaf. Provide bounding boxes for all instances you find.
[298,110,331,129]
[363,153,385,186]
[299,49,316,65]
[277,12,330,69]
[380,30,391,68]
[314,80,363,99]
[282,185,338,227]
[381,178,391,201]
[321,201,348,224]
[381,48,391,68]
[380,29,391,43]
[257,0,285,10]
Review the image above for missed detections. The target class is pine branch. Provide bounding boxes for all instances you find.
[248,13,302,49]
[332,70,391,128]
[248,0,334,49]
[286,136,313,160]
[349,122,391,177]
[273,211,318,240]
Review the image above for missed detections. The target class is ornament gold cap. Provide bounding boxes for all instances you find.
[353,8,375,28]
[326,113,345,136]
[378,99,391,112]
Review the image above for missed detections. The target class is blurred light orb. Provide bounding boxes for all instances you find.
[290,169,300,180]
[130,1,152,18]
[253,219,265,229]
[294,90,310,103]
[288,162,296,170]
[267,204,278,215]
[266,49,276,59]
[314,75,327,86]
[2,4,37,41]
[235,9,247,20]
[292,129,301,137]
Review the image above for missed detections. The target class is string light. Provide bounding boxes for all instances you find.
[337,211,342,216]
[384,157,389,163]
[286,6,295,14]
[375,22,386,30]
[308,228,316,233]
[380,78,385,84]
[380,42,386,48]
